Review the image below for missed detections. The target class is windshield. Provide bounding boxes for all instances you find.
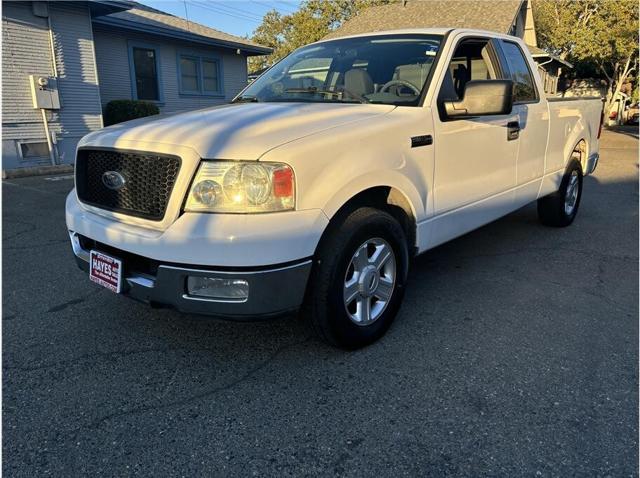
[239,34,443,106]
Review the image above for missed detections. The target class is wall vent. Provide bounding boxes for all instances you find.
[17,140,50,161]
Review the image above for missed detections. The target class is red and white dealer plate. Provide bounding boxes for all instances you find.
[89,250,123,293]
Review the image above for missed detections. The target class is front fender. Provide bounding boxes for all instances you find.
[261,107,433,223]
[319,170,424,221]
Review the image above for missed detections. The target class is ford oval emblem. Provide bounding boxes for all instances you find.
[101,171,126,190]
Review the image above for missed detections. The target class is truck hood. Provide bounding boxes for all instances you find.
[80,102,396,160]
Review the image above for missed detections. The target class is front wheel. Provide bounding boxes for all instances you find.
[304,207,409,349]
[537,159,583,227]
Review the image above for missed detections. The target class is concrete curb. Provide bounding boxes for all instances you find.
[2,164,74,179]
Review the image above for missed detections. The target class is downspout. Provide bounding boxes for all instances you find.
[535,58,554,95]
[47,14,58,77]
[40,110,56,166]
[536,58,553,68]
[43,10,58,165]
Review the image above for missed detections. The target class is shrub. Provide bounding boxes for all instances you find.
[103,100,159,126]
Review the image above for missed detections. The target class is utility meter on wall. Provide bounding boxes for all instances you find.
[29,75,60,109]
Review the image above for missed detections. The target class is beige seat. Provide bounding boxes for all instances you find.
[344,69,374,97]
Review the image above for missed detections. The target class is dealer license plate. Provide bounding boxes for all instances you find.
[89,250,123,293]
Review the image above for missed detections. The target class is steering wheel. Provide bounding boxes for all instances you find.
[379,79,421,95]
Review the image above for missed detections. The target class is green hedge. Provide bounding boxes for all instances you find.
[103,100,159,126]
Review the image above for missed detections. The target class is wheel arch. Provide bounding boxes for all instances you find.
[569,138,588,174]
[318,181,421,257]
[321,171,423,220]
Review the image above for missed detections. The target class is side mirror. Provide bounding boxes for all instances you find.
[444,80,513,118]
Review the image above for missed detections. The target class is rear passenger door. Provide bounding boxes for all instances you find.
[498,40,549,205]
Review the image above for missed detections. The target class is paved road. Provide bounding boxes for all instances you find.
[3,129,638,477]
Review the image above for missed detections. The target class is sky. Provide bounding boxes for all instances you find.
[138,0,302,38]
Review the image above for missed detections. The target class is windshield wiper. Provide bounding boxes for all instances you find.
[232,95,259,103]
[283,87,370,104]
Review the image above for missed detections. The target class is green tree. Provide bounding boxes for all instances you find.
[249,0,392,72]
[533,0,639,115]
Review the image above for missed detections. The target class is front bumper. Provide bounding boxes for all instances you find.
[66,191,328,267]
[70,232,312,318]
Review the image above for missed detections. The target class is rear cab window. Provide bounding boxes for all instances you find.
[286,58,332,89]
[500,41,538,103]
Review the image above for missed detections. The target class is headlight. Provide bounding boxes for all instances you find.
[184,161,295,213]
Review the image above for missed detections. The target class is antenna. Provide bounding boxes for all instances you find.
[183,0,191,32]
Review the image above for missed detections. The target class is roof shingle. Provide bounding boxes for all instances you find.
[325,0,524,39]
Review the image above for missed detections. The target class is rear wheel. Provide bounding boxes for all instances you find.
[537,160,583,227]
[305,207,409,349]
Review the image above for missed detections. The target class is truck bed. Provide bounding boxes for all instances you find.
[545,97,603,174]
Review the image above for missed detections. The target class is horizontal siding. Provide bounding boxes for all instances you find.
[2,2,103,169]
[93,25,249,114]
[2,1,52,133]
[92,26,131,106]
[49,3,103,136]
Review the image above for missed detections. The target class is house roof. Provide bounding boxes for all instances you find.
[88,1,132,17]
[526,44,547,56]
[325,0,524,39]
[92,1,272,55]
[526,43,573,68]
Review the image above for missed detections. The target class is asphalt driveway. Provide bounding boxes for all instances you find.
[3,128,638,476]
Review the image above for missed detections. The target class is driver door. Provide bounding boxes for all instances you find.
[430,36,519,232]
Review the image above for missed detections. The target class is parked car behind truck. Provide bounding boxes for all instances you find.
[67,29,603,348]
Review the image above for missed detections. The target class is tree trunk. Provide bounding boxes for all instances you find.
[605,80,623,125]
[603,57,635,125]
[604,82,614,116]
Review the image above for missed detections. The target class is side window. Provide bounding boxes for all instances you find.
[500,41,537,103]
[439,38,499,101]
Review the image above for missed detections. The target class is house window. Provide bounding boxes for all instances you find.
[202,59,220,93]
[129,43,162,102]
[180,56,200,93]
[178,54,222,95]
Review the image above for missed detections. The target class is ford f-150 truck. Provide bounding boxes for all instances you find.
[67,29,603,348]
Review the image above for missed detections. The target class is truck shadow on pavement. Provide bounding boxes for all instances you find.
[34,172,634,395]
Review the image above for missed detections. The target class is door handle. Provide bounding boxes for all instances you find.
[507,121,520,141]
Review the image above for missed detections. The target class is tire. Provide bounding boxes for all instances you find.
[304,207,409,349]
[537,159,583,227]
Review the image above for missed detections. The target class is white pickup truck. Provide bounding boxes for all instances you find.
[67,29,603,348]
